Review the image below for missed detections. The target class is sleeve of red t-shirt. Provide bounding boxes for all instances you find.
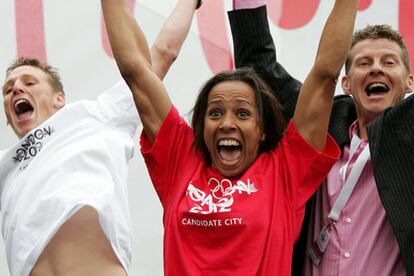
[276,120,340,228]
[140,106,196,207]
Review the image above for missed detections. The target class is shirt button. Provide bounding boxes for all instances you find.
[345,217,352,223]
[344,252,350,258]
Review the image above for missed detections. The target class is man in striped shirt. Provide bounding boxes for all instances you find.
[227,1,413,275]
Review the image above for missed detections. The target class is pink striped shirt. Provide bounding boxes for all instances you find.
[233,0,265,10]
[304,122,405,275]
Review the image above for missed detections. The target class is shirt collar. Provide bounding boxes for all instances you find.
[348,120,368,143]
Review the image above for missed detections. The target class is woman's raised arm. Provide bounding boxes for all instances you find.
[101,0,172,144]
[294,0,359,151]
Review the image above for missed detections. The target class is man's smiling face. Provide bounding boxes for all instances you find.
[3,65,65,138]
[342,38,414,125]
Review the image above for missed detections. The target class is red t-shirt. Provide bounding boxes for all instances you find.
[141,107,339,276]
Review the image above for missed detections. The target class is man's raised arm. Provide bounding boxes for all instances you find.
[228,3,301,121]
[151,0,201,80]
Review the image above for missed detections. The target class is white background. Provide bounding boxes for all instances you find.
[0,0,398,275]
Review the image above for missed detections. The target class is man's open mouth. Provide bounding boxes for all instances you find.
[14,98,34,119]
[366,82,389,96]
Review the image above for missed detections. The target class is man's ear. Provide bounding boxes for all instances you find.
[54,91,65,109]
[341,75,352,96]
[405,73,414,94]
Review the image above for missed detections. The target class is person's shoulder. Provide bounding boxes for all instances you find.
[333,94,353,105]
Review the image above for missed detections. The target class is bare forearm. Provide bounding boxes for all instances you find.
[294,0,358,150]
[315,0,359,79]
[101,0,151,78]
[151,0,198,79]
[101,0,172,143]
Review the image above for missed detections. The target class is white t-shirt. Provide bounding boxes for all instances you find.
[0,81,139,276]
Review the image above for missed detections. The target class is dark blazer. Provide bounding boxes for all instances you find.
[228,6,414,276]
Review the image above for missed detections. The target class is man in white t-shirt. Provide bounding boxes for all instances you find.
[0,1,202,275]
[1,59,138,276]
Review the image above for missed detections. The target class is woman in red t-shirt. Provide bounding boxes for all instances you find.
[101,0,358,275]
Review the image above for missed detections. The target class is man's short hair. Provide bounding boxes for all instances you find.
[6,57,64,93]
[345,24,411,74]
